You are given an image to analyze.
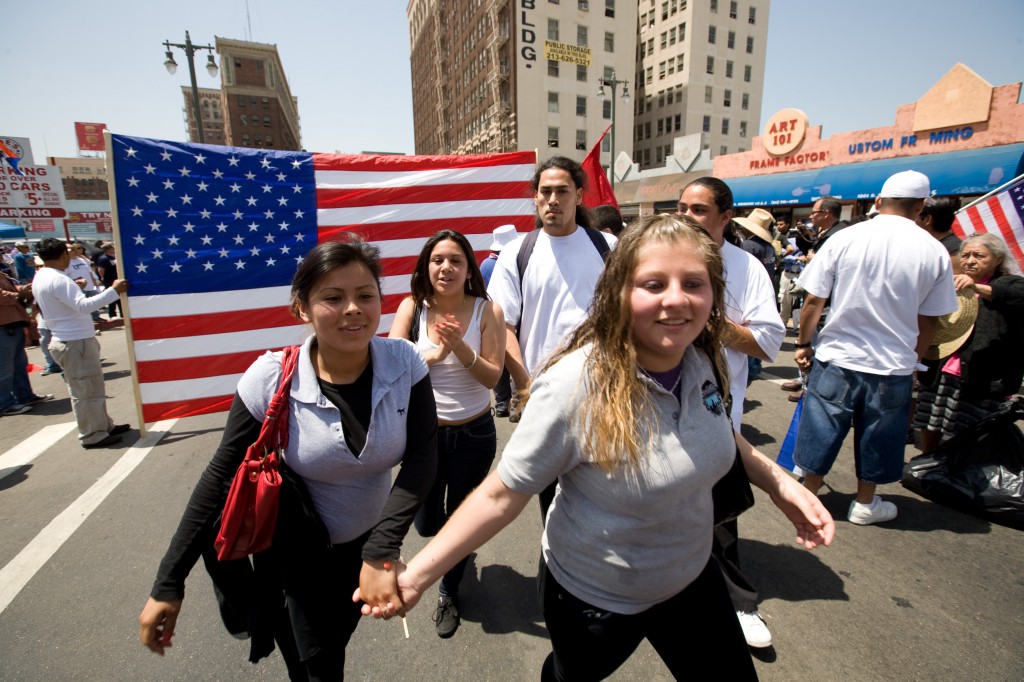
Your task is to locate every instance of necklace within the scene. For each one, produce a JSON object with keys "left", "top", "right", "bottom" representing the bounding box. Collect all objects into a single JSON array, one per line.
[{"left": 642, "top": 363, "right": 683, "bottom": 395}]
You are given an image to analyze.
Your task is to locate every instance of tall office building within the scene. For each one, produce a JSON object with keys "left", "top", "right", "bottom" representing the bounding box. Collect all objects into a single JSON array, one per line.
[
  {"left": 633, "top": 0, "right": 769, "bottom": 169},
  {"left": 408, "top": 0, "right": 637, "bottom": 173},
  {"left": 407, "top": 1, "right": 769, "bottom": 179},
  {"left": 175, "top": 37, "right": 301, "bottom": 151}
]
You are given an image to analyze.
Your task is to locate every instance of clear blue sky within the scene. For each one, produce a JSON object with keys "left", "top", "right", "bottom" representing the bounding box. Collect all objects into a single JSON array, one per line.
[{"left": 6, "top": 0, "right": 1023, "bottom": 160}]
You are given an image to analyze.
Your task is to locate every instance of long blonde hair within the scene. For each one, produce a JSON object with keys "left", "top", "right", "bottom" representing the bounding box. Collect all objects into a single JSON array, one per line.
[{"left": 543, "top": 214, "right": 730, "bottom": 473}]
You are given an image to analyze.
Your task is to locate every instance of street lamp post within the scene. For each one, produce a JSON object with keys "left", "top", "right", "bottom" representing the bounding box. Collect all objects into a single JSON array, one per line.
[
  {"left": 162, "top": 31, "right": 219, "bottom": 143},
  {"left": 597, "top": 69, "right": 630, "bottom": 190}
]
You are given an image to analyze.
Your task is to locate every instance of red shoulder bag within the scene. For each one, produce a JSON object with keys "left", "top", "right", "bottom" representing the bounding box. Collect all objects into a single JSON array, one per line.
[{"left": 214, "top": 346, "right": 301, "bottom": 561}]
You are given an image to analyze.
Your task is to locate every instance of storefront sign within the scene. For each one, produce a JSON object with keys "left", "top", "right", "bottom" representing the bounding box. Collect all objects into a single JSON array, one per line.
[
  {"left": 762, "top": 109, "right": 808, "bottom": 156},
  {"left": 0, "top": 164, "right": 67, "bottom": 219}
]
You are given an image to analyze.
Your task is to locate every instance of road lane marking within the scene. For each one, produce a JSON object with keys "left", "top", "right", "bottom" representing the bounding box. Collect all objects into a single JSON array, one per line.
[
  {"left": 0, "top": 418, "right": 178, "bottom": 615},
  {"left": 0, "top": 422, "right": 79, "bottom": 481}
]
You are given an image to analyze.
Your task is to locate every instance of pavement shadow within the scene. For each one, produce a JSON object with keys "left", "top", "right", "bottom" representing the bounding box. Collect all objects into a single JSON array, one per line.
[
  {"left": 739, "top": 538, "right": 849, "bottom": 604},
  {"left": 817, "top": 490, "right": 992, "bottom": 535},
  {"left": 159, "top": 427, "right": 226, "bottom": 446},
  {"left": 0, "top": 463, "right": 32, "bottom": 490},
  {"left": 103, "top": 369, "right": 132, "bottom": 381},
  {"left": 458, "top": 555, "right": 548, "bottom": 639},
  {"left": 740, "top": 422, "right": 777, "bottom": 448}
]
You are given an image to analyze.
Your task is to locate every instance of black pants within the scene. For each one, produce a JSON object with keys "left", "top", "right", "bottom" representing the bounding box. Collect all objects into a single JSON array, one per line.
[
  {"left": 539, "top": 558, "right": 757, "bottom": 681},
  {"left": 494, "top": 367, "right": 512, "bottom": 406},
  {"left": 711, "top": 519, "right": 759, "bottom": 613}
]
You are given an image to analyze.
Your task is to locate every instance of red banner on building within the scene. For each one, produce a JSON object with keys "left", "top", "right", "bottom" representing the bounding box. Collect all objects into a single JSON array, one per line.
[{"left": 74, "top": 122, "right": 107, "bottom": 152}]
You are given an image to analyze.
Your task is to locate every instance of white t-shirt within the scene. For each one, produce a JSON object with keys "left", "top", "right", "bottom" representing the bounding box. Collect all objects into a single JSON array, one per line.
[
  {"left": 721, "top": 241, "right": 785, "bottom": 427},
  {"left": 487, "top": 227, "right": 615, "bottom": 377},
  {"left": 32, "top": 267, "right": 119, "bottom": 342},
  {"left": 64, "top": 256, "right": 100, "bottom": 292},
  {"left": 799, "top": 215, "right": 957, "bottom": 376}
]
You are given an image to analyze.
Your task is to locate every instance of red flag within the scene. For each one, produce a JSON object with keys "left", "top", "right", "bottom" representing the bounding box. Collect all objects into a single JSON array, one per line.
[
  {"left": 952, "top": 173, "right": 1024, "bottom": 274},
  {"left": 110, "top": 134, "right": 537, "bottom": 423},
  {"left": 581, "top": 125, "right": 618, "bottom": 210}
]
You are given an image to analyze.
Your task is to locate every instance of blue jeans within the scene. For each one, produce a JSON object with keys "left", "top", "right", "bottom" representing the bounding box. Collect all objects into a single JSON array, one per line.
[
  {"left": 0, "top": 323, "right": 33, "bottom": 411},
  {"left": 38, "top": 327, "right": 61, "bottom": 373},
  {"left": 414, "top": 410, "right": 496, "bottom": 598},
  {"left": 794, "top": 360, "right": 913, "bottom": 484}
]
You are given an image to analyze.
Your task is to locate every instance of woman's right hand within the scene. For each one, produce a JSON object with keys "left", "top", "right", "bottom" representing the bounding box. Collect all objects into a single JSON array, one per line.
[
  {"left": 953, "top": 273, "right": 976, "bottom": 293},
  {"left": 139, "top": 597, "right": 182, "bottom": 655}
]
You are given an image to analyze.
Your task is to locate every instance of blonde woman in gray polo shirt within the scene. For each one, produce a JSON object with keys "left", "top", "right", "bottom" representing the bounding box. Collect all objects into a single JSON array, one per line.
[{"left": 358, "top": 215, "right": 835, "bottom": 680}]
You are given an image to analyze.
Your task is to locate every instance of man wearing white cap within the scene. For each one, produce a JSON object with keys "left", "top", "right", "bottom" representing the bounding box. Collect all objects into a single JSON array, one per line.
[{"left": 793, "top": 170, "right": 957, "bottom": 525}]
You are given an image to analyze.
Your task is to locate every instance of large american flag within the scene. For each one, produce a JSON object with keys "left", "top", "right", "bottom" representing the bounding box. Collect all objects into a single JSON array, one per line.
[
  {"left": 108, "top": 134, "right": 536, "bottom": 424},
  {"left": 952, "top": 173, "right": 1024, "bottom": 273}
]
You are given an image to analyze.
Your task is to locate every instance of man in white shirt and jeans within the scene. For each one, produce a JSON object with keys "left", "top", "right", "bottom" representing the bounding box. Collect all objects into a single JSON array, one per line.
[
  {"left": 33, "top": 238, "right": 131, "bottom": 448},
  {"left": 794, "top": 171, "right": 957, "bottom": 525}
]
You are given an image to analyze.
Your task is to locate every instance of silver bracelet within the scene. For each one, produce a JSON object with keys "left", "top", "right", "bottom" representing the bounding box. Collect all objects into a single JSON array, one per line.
[{"left": 463, "top": 349, "right": 478, "bottom": 370}]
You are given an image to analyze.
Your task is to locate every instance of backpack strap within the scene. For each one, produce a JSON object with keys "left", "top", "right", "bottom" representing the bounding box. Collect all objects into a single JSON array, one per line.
[{"left": 408, "top": 300, "right": 422, "bottom": 344}]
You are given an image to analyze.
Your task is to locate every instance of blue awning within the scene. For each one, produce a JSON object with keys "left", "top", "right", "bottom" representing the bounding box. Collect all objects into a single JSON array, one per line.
[{"left": 729, "top": 143, "right": 1024, "bottom": 207}]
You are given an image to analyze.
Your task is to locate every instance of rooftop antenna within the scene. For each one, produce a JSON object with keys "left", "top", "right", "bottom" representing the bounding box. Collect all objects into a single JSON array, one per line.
[{"left": 245, "top": 0, "right": 253, "bottom": 40}]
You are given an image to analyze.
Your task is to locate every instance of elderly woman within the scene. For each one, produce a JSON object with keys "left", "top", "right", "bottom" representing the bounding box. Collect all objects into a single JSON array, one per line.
[{"left": 914, "top": 233, "right": 1024, "bottom": 452}]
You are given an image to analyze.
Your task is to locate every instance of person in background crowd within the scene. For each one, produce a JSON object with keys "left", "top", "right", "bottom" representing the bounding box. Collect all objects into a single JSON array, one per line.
[
  {"left": 806, "top": 197, "right": 847, "bottom": 261},
  {"left": 32, "top": 238, "right": 129, "bottom": 448},
  {"left": 593, "top": 204, "right": 626, "bottom": 237},
  {"left": 677, "top": 178, "right": 785, "bottom": 649},
  {"left": 794, "top": 171, "right": 957, "bottom": 525},
  {"left": 479, "top": 223, "right": 518, "bottom": 418},
  {"left": 914, "top": 233, "right": 1024, "bottom": 452},
  {"left": 916, "top": 197, "right": 962, "bottom": 272},
  {"left": 65, "top": 243, "right": 103, "bottom": 323},
  {"left": 358, "top": 214, "right": 834, "bottom": 681},
  {"left": 734, "top": 208, "right": 778, "bottom": 383},
  {"left": 140, "top": 238, "right": 438, "bottom": 678},
  {"left": 0, "top": 266, "right": 52, "bottom": 416},
  {"left": 96, "top": 243, "right": 122, "bottom": 319},
  {"left": 390, "top": 229, "right": 505, "bottom": 639},
  {"left": 12, "top": 240, "right": 35, "bottom": 284}
]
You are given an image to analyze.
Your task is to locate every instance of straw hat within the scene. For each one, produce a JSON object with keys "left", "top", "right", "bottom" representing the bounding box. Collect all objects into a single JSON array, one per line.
[
  {"left": 733, "top": 208, "right": 775, "bottom": 244},
  {"left": 925, "top": 288, "right": 979, "bottom": 360}
]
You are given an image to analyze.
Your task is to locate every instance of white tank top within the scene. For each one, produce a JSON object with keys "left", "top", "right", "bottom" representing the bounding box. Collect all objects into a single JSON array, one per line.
[{"left": 416, "top": 297, "right": 492, "bottom": 421}]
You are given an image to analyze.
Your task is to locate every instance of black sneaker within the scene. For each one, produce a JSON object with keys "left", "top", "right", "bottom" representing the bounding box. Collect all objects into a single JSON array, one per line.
[
  {"left": 433, "top": 596, "right": 460, "bottom": 638},
  {"left": 82, "top": 433, "right": 122, "bottom": 449},
  {"left": 494, "top": 401, "right": 509, "bottom": 418}
]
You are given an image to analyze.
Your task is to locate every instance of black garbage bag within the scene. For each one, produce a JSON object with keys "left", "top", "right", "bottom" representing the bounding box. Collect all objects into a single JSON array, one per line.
[{"left": 902, "top": 396, "right": 1024, "bottom": 530}]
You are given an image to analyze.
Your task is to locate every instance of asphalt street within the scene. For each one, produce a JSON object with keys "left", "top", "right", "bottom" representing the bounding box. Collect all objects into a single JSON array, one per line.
[{"left": 0, "top": 327, "right": 1021, "bottom": 681}]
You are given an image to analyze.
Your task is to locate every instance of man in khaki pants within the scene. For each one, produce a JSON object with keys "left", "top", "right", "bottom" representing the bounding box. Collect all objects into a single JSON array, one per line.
[{"left": 32, "top": 239, "right": 131, "bottom": 448}]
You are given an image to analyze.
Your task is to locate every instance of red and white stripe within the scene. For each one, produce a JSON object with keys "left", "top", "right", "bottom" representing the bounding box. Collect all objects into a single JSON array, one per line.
[
  {"left": 128, "top": 151, "right": 537, "bottom": 423},
  {"left": 952, "top": 182, "right": 1024, "bottom": 274}
]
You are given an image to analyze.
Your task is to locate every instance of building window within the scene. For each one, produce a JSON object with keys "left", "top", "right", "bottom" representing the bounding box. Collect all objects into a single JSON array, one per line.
[
  {"left": 669, "top": 27, "right": 677, "bottom": 45},
  {"left": 679, "top": 22, "right": 685, "bottom": 41},
  {"left": 548, "top": 59, "right": 560, "bottom": 77},
  {"left": 659, "top": 61, "right": 666, "bottom": 79},
  {"left": 657, "top": 119, "right": 664, "bottom": 136},
  {"left": 577, "top": 25, "right": 587, "bottom": 46},
  {"left": 603, "top": 100, "right": 612, "bottom": 119},
  {"left": 644, "top": 121, "right": 651, "bottom": 139},
  {"left": 656, "top": 146, "right": 664, "bottom": 163},
  {"left": 703, "top": 115, "right": 711, "bottom": 132},
  {"left": 667, "top": 88, "right": 674, "bottom": 104},
  {"left": 604, "top": 31, "right": 614, "bottom": 51},
  {"left": 662, "top": 2, "right": 669, "bottom": 20},
  {"left": 726, "top": 60, "right": 733, "bottom": 78},
  {"left": 677, "top": 54, "right": 684, "bottom": 71},
  {"left": 237, "top": 95, "right": 246, "bottom": 107},
  {"left": 606, "top": 0, "right": 615, "bottom": 18},
  {"left": 706, "top": 56, "right": 714, "bottom": 74},
  {"left": 661, "top": 31, "right": 668, "bottom": 49},
  {"left": 710, "top": 0, "right": 718, "bottom": 12},
  {"left": 705, "top": 85, "right": 713, "bottom": 104},
  {"left": 724, "top": 89, "right": 731, "bottom": 107},
  {"left": 728, "top": 30, "right": 735, "bottom": 48},
  {"left": 739, "top": 121, "right": 747, "bottom": 137},
  {"left": 708, "top": 26, "right": 716, "bottom": 43},
  {"left": 659, "top": 91, "right": 666, "bottom": 107},
  {"left": 577, "top": 64, "right": 588, "bottom": 81},
  {"left": 746, "top": 36, "right": 754, "bottom": 53},
  {"left": 548, "top": 92, "right": 559, "bottom": 113},
  {"left": 263, "top": 115, "right": 271, "bottom": 126},
  {"left": 741, "top": 92, "right": 749, "bottom": 110},
  {"left": 578, "top": 0, "right": 589, "bottom": 10},
  {"left": 577, "top": 95, "right": 587, "bottom": 116},
  {"left": 744, "top": 64, "right": 752, "bottom": 82},
  {"left": 548, "top": 127, "right": 559, "bottom": 147},
  {"left": 729, "top": 1, "right": 737, "bottom": 19},
  {"left": 674, "top": 114, "right": 681, "bottom": 130},
  {"left": 722, "top": 118, "right": 729, "bottom": 134},
  {"left": 576, "top": 129, "right": 587, "bottom": 150},
  {"left": 646, "top": 66, "right": 653, "bottom": 85},
  {"left": 749, "top": 6, "right": 756, "bottom": 23},
  {"left": 720, "top": 145, "right": 728, "bottom": 155},
  {"left": 548, "top": 18, "right": 559, "bottom": 41}
]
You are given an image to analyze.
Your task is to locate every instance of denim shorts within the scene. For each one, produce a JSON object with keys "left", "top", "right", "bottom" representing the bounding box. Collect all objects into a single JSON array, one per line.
[{"left": 793, "top": 360, "right": 913, "bottom": 484}]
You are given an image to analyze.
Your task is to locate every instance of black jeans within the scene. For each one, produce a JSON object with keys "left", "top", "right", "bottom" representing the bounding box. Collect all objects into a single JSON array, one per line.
[
  {"left": 540, "top": 558, "right": 757, "bottom": 681},
  {"left": 414, "top": 410, "right": 497, "bottom": 597}
]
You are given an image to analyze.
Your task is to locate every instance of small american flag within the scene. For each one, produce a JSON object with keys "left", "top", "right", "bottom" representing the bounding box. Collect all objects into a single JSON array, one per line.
[
  {"left": 952, "top": 173, "right": 1024, "bottom": 273},
  {"left": 108, "top": 134, "right": 536, "bottom": 423}
]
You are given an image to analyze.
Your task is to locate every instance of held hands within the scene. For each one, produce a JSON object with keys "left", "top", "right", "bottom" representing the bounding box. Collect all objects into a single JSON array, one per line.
[
  {"left": 138, "top": 597, "right": 182, "bottom": 655},
  {"left": 352, "top": 560, "right": 406, "bottom": 619},
  {"left": 766, "top": 473, "right": 835, "bottom": 550},
  {"left": 794, "top": 346, "right": 815, "bottom": 372},
  {"left": 352, "top": 562, "right": 425, "bottom": 619}
]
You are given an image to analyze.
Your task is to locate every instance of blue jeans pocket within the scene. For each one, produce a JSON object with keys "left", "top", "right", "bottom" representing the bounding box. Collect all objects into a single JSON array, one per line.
[{"left": 809, "top": 361, "right": 850, "bottom": 405}]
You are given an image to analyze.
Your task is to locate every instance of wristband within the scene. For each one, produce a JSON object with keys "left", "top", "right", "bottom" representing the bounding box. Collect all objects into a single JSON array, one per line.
[
  {"left": 463, "top": 349, "right": 478, "bottom": 370},
  {"left": 795, "top": 342, "right": 813, "bottom": 349}
]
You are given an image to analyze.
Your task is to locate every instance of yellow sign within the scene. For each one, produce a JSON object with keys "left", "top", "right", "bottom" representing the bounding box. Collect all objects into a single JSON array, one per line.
[
  {"left": 762, "top": 109, "right": 808, "bottom": 156},
  {"left": 543, "top": 40, "right": 591, "bottom": 67}
]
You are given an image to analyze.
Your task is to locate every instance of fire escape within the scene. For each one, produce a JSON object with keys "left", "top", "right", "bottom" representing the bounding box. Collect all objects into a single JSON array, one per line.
[{"left": 485, "top": 0, "right": 513, "bottom": 152}]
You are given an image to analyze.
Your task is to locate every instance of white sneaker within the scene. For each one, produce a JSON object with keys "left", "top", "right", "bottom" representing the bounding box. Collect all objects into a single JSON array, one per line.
[
  {"left": 847, "top": 495, "right": 897, "bottom": 525},
  {"left": 736, "top": 610, "right": 772, "bottom": 648}
]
